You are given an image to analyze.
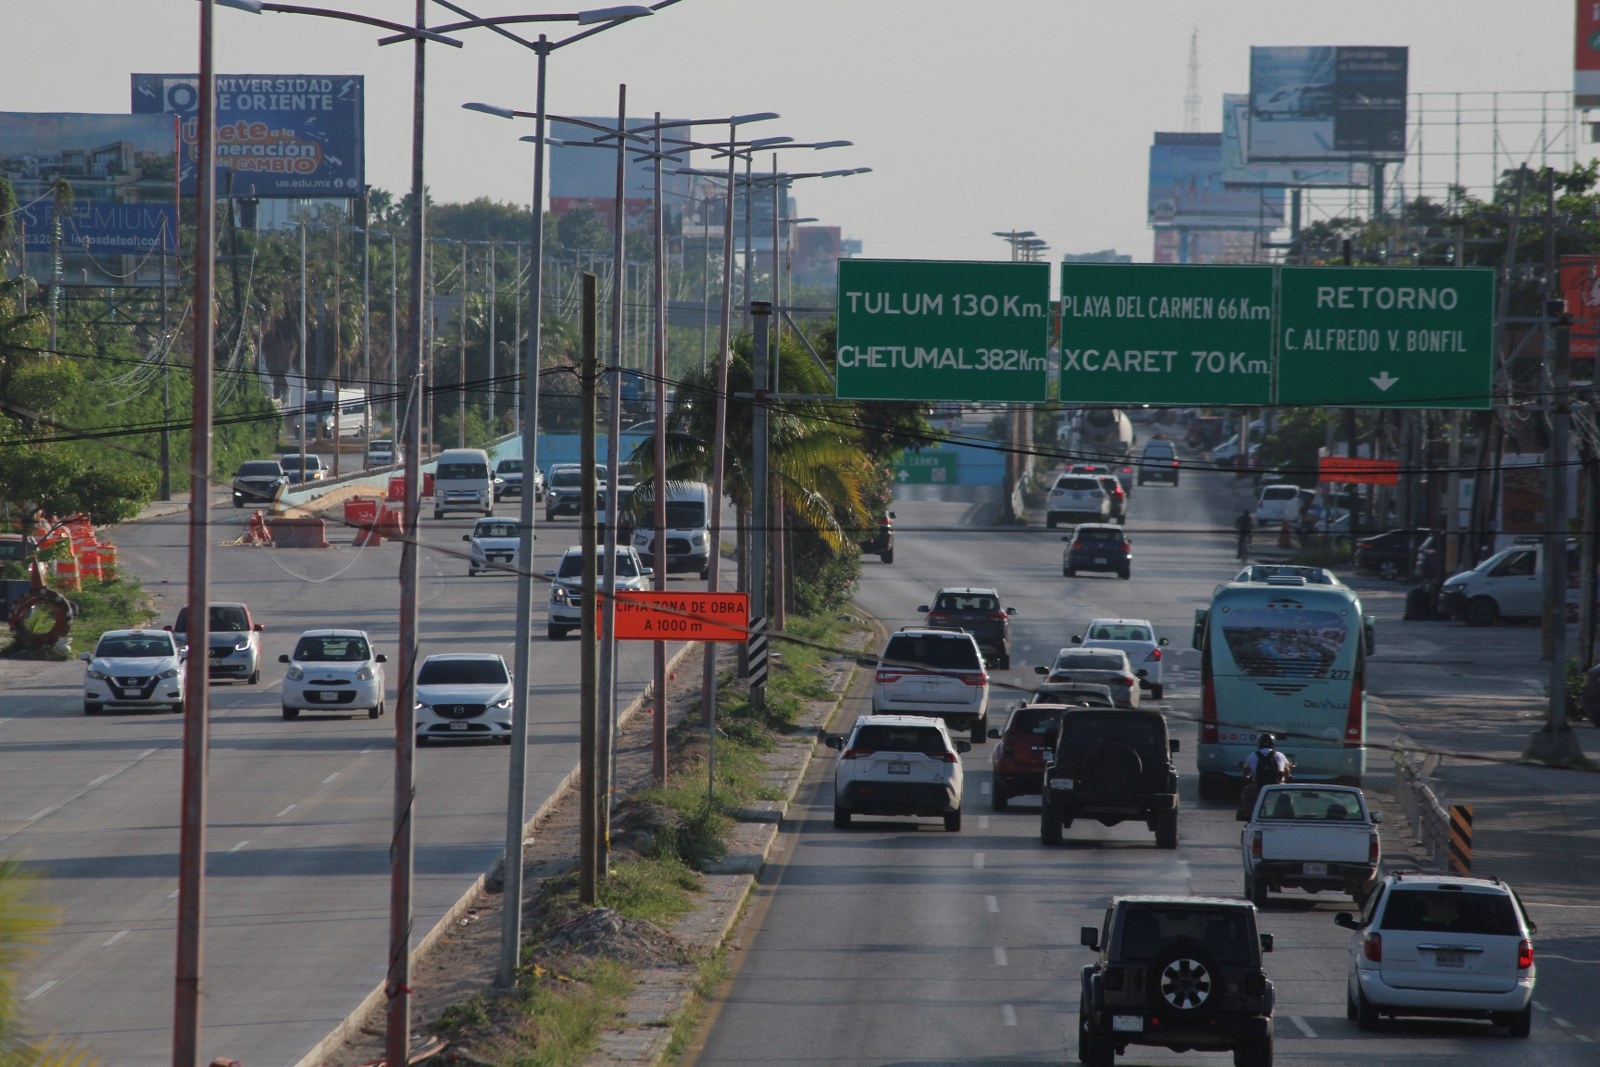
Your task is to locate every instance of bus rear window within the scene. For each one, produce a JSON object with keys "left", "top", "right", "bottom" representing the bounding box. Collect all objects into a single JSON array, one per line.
[{"left": 1219, "top": 606, "right": 1347, "bottom": 677}]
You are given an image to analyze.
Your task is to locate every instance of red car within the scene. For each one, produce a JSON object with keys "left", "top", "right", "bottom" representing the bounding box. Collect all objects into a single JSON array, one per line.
[
  {"left": 987, "top": 702, "right": 1070, "bottom": 811},
  {"left": 1095, "top": 474, "right": 1127, "bottom": 524}
]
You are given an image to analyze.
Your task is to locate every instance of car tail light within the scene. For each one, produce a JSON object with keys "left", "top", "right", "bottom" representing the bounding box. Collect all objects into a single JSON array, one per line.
[
  {"left": 961, "top": 671, "right": 990, "bottom": 687},
  {"left": 1200, "top": 675, "right": 1219, "bottom": 744},
  {"left": 929, "top": 750, "right": 960, "bottom": 763},
  {"left": 840, "top": 748, "right": 872, "bottom": 760},
  {"left": 1171, "top": 460, "right": 1180, "bottom": 468},
  {"left": 1145, "top": 648, "right": 1162, "bottom": 662},
  {"left": 1121, "top": 540, "right": 1132, "bottom": 554},
  {"left": 1362, "top": 932, "right": 1382, "bottom": 963},
  {"left": 1244, "top": 972, "right": 1267, "bottom": 995},
  {"left": 927, "top": 610, "right": 948, "bottom": 623},
  {"left": 1250, "top": 830, "right": 1262, "bottom": 859},
  {"left": 1517, "top": 939, "right": 1534, "bottom": 969},
  {"left": 875, "top": 669, "right": 903, "bottom": 685},
  {"left": 1368, "top": 834, "right": 1380, "bottom": 865},
  {"left": 988, "top": 611, "right": 1008, "bottom": 622},
  {"left": 1113, "top": 675, "right": 1134, "bottom": 687}
]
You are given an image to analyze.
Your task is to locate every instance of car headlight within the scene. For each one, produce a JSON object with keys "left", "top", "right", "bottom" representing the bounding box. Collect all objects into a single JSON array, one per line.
[
  {"left": 356, "top": 666, "right": 376, "bottom": 681},
  {"left": 491, "top": 697, "right": 511, "bottom": 709},
  {"left": 285, "top": 665, "right": 304, "bottom": 681},
  {"left": 159, "top": 667, "right": 180, "bottom": 680},
  {"left": 232, "top": 639, "right": 251, "bottom": 652},
  {"left": 690, "top": 533, "right": 706, "bottom": 547},
  {"left": 87, "top": 668, "right": 110, "bottom": 680}
]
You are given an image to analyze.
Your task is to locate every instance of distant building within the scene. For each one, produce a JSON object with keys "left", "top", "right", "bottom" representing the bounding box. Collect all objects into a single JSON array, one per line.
[{"left": 1061, "top": 249, "right": 1132, "bottom": 264}]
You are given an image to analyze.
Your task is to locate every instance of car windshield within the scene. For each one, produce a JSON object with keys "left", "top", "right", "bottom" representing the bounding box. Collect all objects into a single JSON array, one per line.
[
  {"left": 239, "top": 461, "right": 282, "bottom": 477},
  {"left": 496, "top": 459, "right": 521, "bottom": 473},
  {"left": 1118, "top": 907, "right": 1251, "bottom": 965},
  {"left": 282, "top": 455, "right": 319, "bottom": 468},
  {"left": 174, "top": 605, "right": 249, "bottom": 632},
  {"left": 665, "top": 501, "right": 706, "bottom": 527},
  {"left": 293, "top": 635, "right": 372, "bottom": 662},
  {"left": 417, "top": 658, "right": 509, "bottom": 686},
  {"left": 437, "top": 462, "right": 487, "bottom": 480},
  {"left": 556, "top": 552, "right": 640, "bottom": 579},
  {"left": 882, "top": 634, "right": 982, "bottom": 670},
  {"left": 851, "top": 724, "right": 949, "bottom": 755},
  {"left": 97, "top": 635, "right": 174, "bottom": 658},
  {"left": 550, "top": 469, "right": 584, "bottom": 488},
  {"left": 474, "top": 522, "right": 520, "bottom": 539},
  {"left": 1379, "top": 889, "right": 1521, "bottom": 936}
]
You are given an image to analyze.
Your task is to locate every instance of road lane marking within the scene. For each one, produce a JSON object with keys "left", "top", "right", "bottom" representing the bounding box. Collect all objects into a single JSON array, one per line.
[
  {"left": 1289, "top": 1016, "right": 1316, "bottom": 1038},
  {"left": 25, "top": 981, "right": 56, "bottom": 1001},
  {"left": 972, "top": 853, "right": 985, "bottom": 869},
  {"left": 1575, "top": 1034, "right": 1592, "bottom": 1044},
  {"left": 27, "top": 809, "right": 50, "bottom": 823},
  {"left": 89, "top": 775, "right": 110, "bottom": 787},
  {"left": 362, "top": 745, "right": 378, "bottom": 754},
  {"left": 980, "top": 781, "right": 991, "bottom": 794},
  {"left": 139, "top": 749, "right": 156, "bottom": 759},
  {"left": 323, "top": 772, "right": 340, "bottom": 784},
  {"left": 1553, "top": 1017, "right": 1572, "bottom": 1029},
  {"left": 985, "top": 895, "right": 999, "bottom": 913},
  {"left": 993, "top": 946, "right": 1008, "bottom": 966},
  {"left": 1001, "top": 1004, "right": 1017, "bottom": 1026},
  {"left": 978, "top": 815, "right": 989, "bottom": 829},
  {"left": 227, "top": 841, "right": 248, "bottom": 853},
  {"left": 167, "top": 890, "right": 179, "bottom": 900},
  {"left": 102, "top": 930, "right": 129, "bottom": 947},
  {"left": 276, "top": 804, "right": 298, "bottom": 818}
]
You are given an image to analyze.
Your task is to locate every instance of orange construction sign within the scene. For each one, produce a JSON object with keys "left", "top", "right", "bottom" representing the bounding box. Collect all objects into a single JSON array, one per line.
[
  {"left": 1318, "top": 456, "right": 1399, "bottom": 486},
  {"left": 599, "top": 591, "right": 750, "bottom": 642}
]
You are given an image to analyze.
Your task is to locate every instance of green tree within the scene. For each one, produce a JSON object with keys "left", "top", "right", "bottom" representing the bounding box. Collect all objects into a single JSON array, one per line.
[{"left": 0, "top": 857, "right": 98, "bottom": 1065}]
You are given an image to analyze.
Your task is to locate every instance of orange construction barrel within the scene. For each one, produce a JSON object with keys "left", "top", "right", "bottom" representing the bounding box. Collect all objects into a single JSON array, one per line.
[
  {"left": 79, "top": 547, "right": 103, "bottom": 582},
  {"left": 100, "top": 543, "right": 118, "bottom": 579},
  {"left": 52, "top": 557, "right": 81, "bottom": 592}
]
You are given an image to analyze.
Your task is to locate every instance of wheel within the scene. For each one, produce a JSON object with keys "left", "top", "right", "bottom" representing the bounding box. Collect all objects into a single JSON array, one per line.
[
  {"left": 880, "top": 547, "right": 893, "bottom": 564},
  {"left": 700, "top": 567, "right": 711, "bottom": 580},
  {"left": 84, "top": 702, "right": 102, "bottom": 716},
  {"left": 433, "top": 509, "right": 444, "bottom": 520},
  {"left": 1148, "top": 942, "right": 1223, "bottom": 1023},
  {"left": 1232, "top": 1031, "right": 1272, "bottom": 1067},
  {"left": 282, "top": 706, "right": 299, "bottom": 720},
  {"left": 1156, "top": 808, "right": 1178, "bottom": 849},
  {"left": 1346, "top": 985, "right": 1358, "bottom": 1021},
  {"left": 1078, "top": 990, "right": 1093, "bottom": 1063},
  {"left": 1065, "top": 567, "right": 1077, "bottom": 578},
  {"left": 545, "top": 510, "right": 556, "bottom": 523},
  {"left": 1247, "top": 874, "right": 1267, "bottom": 908},
  {"left": 991, "top": 780, "right": 1009, "bottom": 812},
  {"left": 548, "top": 625, "right": 567, "bottom": 640},
  {"left": 1172, "top": 477, "right": 1180, "bottom": 486},
  {"left": 483, "top": 506, "right": 493, "bottom": 516},
  {"left": 944, "top": 808, "right": 962, "bottom": 832},
  {"left": 1377, "top": 559, "right": 1401, "bottom": 581},
  {"left": 970, "top": 718, "right": 986, "bottom": 744},
  {"left": 1464, "top": 597, "right": 1499, "bottom": 627},
  {"left": 468, "top": 567, "right": 479, "bottom": 577},
  {"left": 833, "top": 802, "right": 851, "bottom": 829},
  {"left": 1500, "top": 1005, "right": 1532, "bottom": 1037},
  {"left": 247, "top": 667, "right": 260, "bottom": 685},
  {"left": 1115, "top": 515, "right": 1126, "bottom": 526},
  {"left": 500, "top": 734, "right": 513, "bottom": 746},
  {"left": 1083, "top": 1017, "right": 1114, "bottom": 1067},
  {"left": 1151, "top": 683, "right": 1164, "bottom": 700},
  {"left": 368, "top": 701, "right": 384, "bottom": 720},
  {"left": 1041, "top": 805, "right": 1064, "bottom": 845},
  {"left": 998, "top": 652, "right": 1011, "bottom": 670},
  {"left": 1355, "top": 986, "right": 1379, "bottom": 1031},
  {"left": 1046, "top": 514, "right": 1058, "bottom": 529},
  {"left": 1118, "top": 569, "right": 1131, "bottom": 580},
  {"left": 170, "top": 702, "right": 184, "bottom": 713},
  {"left": 1199, "top": 773, "right": 1225, "bottom": 801}
]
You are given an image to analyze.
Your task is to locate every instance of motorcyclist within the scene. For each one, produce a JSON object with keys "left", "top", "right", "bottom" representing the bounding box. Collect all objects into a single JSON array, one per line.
[{"left": 1236, "top": 732, "right": 1293, "bottom": 819}]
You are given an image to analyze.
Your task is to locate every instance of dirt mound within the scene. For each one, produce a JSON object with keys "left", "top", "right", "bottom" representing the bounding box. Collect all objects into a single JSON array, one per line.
[{"left": 542, "top": 906, "right": 682, "bottom": 968}]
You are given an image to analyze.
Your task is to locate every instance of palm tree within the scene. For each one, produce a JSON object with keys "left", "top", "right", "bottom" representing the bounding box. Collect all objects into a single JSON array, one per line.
[{"left": 0, "top": 857, "right": 97, "bottom": 1065}]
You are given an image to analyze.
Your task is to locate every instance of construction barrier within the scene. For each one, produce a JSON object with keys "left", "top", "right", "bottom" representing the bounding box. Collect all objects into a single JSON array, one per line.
[
  {"left": 51, "top": 556, "right": 81, "bottom": 591},
  {"left": 244, "top": 512, "right": 271, "bottom": 546},
  {"left": 99, "top": 543, "right": 118, "bottom": 579},
  {"left": 378, "top": 504, "right": 403, "bottom": 540},
  {"left": 423, "top": 471, "right": 435, "bottom": 498},
  {"left": 79, "top": 547, "right": 103, "bottom": 582},
  {"left": 387, "top": 476, "right": 406, "bottom": 503},
  {"left": 344, "top": 498, "right": 383, "bottom": 547},
  {"left": 267, "top": 516, "right": 331, "bottom": 549}
]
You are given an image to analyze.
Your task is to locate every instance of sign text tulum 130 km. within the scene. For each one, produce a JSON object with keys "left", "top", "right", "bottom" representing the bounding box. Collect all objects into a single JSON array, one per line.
[{"left": 835, "top": 259, "right": 1051, "bottom": 402}]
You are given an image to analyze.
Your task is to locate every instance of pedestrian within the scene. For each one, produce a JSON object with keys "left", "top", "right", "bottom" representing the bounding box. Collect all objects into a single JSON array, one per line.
[{"left": 1235, "top": 509, "right": 1254, "bottom": 561}]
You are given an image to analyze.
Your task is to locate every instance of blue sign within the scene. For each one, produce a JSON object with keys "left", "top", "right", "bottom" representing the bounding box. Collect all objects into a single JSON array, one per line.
[
  {"left": 21, "top": 203, "right": 176, "bottom": 255},
  {"left": 132, "top": 73, "right": 365, "bottom": 198}
]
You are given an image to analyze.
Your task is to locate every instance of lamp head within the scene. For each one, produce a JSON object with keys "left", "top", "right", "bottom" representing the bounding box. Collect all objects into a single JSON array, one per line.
[{"left": 577, "top": 5, "right": 653, "bottom": 25}]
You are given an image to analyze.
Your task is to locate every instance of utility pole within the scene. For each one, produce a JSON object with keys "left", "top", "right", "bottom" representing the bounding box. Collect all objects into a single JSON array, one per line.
[
  {"left": 458, "top": 240, "right": 467, "bottom": 447},
  {"left": 579, "top": 271, "right": 600, "bottom": 904}
]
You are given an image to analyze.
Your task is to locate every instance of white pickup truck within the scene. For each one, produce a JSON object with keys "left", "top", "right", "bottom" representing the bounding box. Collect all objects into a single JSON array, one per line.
[{"left": 1241, "top": 783, "right": 1381, "bottom": 907}]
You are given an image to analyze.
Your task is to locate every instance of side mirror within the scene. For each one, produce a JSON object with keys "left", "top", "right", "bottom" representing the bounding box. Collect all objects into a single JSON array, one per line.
[
  {"left": 543, "top": 569, "right": 556, "bottom": 578},
  {"left": 1006, "top": 607, "right": 1018, "bottom": 616},
  {"left": 78, "top": 651, "right": 92, "bottom": 662},
  {"left": 253, "top": 623, "right": 265, "bottom": 632},
  {"left": 954, "top": 740, "right": 972, "bottom": 754},
  {"left": 1071, "top": 634, "right": 1084, "bottom": 645},
  {"left": 1169, "top": 739, "right": 1180, "bottom": 753},
  {"left": 375, "top": 654, "right": 388, "bottom": 664},
  {"left": 462, "top": 535, "right": 471, "bottom": 542},
  {"left": 1158, "top": 637, "right": 1170, "bottom": 646},
  {"left": 1370, "top": 811, "right": 1383, "bottom": 824},
  {"left": 1034, "top": 665, "right": 1048, "bottom": 676},
  {"left": 822, "top": 735, "right": 844, "bottom": 750},
  {"left": 278, "top": 654, "right": 291, "bottom": 664},
  {"left": 642, "top": 567, "right": 654, "bottom": 577},
  {"left": 1334, "top": 913, "right": 1359, "bottom": 930},
  {"left": 856, "top": 656, "right": 878, "bottom": 669},
  {"left": 1080, "top": 926, "right": 1100, "bottom": 951},
  {"left": 1136, "top": 669, "right": 1148, "bottom": 679},
  {"left": 916, "top": 604, "right": 930, "bottom": 614},
  {"left": 987, "top": 727, "right": 1002, "bottom": 739},
  {"left": 1259, "top": 933, "right": 1275, "bottom": 952},
  {"left": 164, "top": 624, "right": 174, "bottom": 632},
  {"left": 1061, "top": 535, "right": 1071, "bottom": 542},
  {"left": 887, "top": 511, "right": 896, "bottom": 519}
]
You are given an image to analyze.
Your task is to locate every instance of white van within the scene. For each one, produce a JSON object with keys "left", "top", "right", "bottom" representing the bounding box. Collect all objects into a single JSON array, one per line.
[
  {"left": 432, "top": 448, "right": 495, "bottom": 519},
  {"left": 1437, "top": 537, "right": 1587, "bottom": 626},
  {"left": 630, "top": 481, "right": 713, "bottom": 580},
  {"left": 1255, "top": 483, "right": 1311, "bottom": 526}
]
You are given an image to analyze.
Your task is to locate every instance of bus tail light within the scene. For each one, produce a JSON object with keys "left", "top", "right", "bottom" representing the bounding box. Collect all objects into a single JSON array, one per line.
[
  {"left": 1200, "top": 674, "right": 1219, "bottom": 744},
  {"left": 1345, "top": 658, "right": 1365, "bottom": 746}
]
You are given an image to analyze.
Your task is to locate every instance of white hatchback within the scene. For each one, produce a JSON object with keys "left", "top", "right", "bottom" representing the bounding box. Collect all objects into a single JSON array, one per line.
[
  {"left": 280, "top": 629, "right": 387, "bottom": 720},
  {"left": 1336, "top": 872, "right": 1537, "bottom": 1037},
  {"left": 824, "top": 714, "right": 969, "bottom": 832},
  {"left": 1072, "top": 617, "right": 1169, "bottom": 700},
  {"left": 81, "top": 629, "right": 186, "bottom": 715},
  {"left": 463, "top": 517, "right": 522, "bottom": 577}
]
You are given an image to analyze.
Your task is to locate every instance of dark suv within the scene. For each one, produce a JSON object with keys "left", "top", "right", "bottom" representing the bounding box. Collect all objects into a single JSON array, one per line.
[
  {"left": 232, "top": 459, "right": 289, "bottom": 507},
  {"left": 1078, "top": 895, "right": 1275, "bottom": 1067},
  {"left": 1041, "top": 708, "right": 1179, "bottom": 848},
  {"left": 1062, "top": 523, "right": 1132, "bottom": 579},
  {"left": 918, "top": 586, "right": 1016, "bottom": 669},
  {"left": 857, "top": 510, "right": 894, "bottom": 564}
]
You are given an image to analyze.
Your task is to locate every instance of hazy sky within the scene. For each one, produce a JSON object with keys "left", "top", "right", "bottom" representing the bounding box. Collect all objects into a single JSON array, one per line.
[{"left": 2, "top": 1, "right": 1587, "bottom": 276}]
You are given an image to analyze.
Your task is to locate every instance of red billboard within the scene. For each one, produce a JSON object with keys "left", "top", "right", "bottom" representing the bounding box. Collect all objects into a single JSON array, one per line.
[
  {"left": 1578, "top": 1, "right": 1600, "bottom": 106},
  {"left": 1559, "top": 256, "right": 1600, "bottom": 361},
  {"left": 1318, "top": 456, "right": 1399, "bottom": 486}
]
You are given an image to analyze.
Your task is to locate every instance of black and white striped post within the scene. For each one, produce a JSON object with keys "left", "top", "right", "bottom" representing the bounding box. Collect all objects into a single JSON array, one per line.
[
  {"left": 1447, "top": 803, "right": 1473, "bottom": 875},
  {"left": 747, "top": 615, "right": 769, "bottom": 692},
  {"left": 749, "top": 300, "right": 771, "bottom": 712}
]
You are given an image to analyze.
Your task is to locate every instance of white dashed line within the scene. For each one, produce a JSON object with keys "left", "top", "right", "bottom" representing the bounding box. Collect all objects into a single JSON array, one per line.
[
  {"left": 362, "top": 745, "right": 378, "bottom": 754},
  {"left": 276, "top": 804, "right": 297, "bottom": 818},
  {"left": 972, "top": 853, "right": 985, "bottom": 869},
  {"left": 1534, "top": 1000, "right": 1548, "bottom": 1011},
  {"left": 25, "top": 981, "right": 56, "bottom": 1001},
  {"left": 322, "top": 773, "right": 340, "bottom": 784},
  {"left": 1001, "top": 1004, "right": 1017, "bottom": 1026},
  {"left": 993, "top": 946, "right": 1008, "bottom": 966},
  {"left": 167, "top": 890, "right": 179, "bottom": 900},
  {"left": 1290, "top": 1016, "right": 1316, "bottom": 1038},
  {"left": 1553, "top": 1017, "right": 1573, "bottom": 1029},
  {"left": 985, "top": 895, "right": 999, "bottom": 913},
  {"left": 139, "top": 749, "right": 156, "bottom": 759},
  {"left": 980, "top": 781, "right": 991, "bottom": 794},
  {"left": 227, "top": 841, "right": 248, "bottom": 853},
  {"left": 89, "top": 775, "right": 110, "bottom": 787},
  {"left": 27, "top": 809, "right": 50, "bottom": 823},
  {"left": 1575, "top": 1034, "right": 1593, "bottom": 1044},
  {"left": 102, "top": 930, "right": 129, "bottom": 947},
  {"left": 978, "top": 815, "right": 989, "bottom": 829}
]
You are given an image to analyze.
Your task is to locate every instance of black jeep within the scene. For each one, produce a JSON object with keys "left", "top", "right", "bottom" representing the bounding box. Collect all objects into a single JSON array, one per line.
[
  {"left": 1040, "top": 708, "right": 1179, "bottom": 848},
  {"left": 1078, "top": 896, "right": 1275, "bottom": 1067},
  {"left": 857, "top": 510, "right": 894, "bottom": 564}
]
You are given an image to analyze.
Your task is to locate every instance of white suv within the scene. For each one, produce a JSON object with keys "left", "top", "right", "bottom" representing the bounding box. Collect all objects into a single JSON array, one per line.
[
  {"left": 870, "top": 627, "right": 990, "bottom": 742},
  {"left": 544, "top": 543, "right": 652, "bottom": 640},
  {"left": 824, "top": 714, "right": 969, "bottom": 831},
  {"left": 1045, "top": 473, "right": 1110, "bottom": 529},
  {"left": 1336, "top": 871, "right": 1537, "bottom": 1036}
]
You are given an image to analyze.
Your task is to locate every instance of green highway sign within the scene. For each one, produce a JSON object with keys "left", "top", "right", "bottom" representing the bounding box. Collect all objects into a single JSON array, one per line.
[
  {"left": 836, "top": 259, "right": 1051, "bottom": 402},
  {"left": 1276, "top": 266, "right": 1495, "bottom": 409},
  {"left": 1059, "top": 264, "right": 1275, "bottom": 405},
  {"left": 894, "top": 450, "right": 956, "bottom": 484}
]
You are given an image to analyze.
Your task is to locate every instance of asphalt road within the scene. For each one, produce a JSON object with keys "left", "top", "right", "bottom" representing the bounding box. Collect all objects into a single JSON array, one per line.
[
  {"left": 2, "top": 493, "right": 702, "bottom": 1066},
  {"left": 687, "top": 460, "right": 1599, "bottom": 1067}
]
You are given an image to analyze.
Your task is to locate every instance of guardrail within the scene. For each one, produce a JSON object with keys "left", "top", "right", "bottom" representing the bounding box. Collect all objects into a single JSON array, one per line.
[{"left": 1391, "top": 734, "right": 1450, "bottom": 870}]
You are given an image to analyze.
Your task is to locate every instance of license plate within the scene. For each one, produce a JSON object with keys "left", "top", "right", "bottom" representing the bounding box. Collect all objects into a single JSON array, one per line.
[
  {"left": 922, "top": 681, "right": 941, "bottom": 692},
  {"left": 1094, "top": 557, "right": 1107, "bottom": 564},
  {"left": 1302, "top": 862, "right": 1327, "bottom": 876},
  {"left": 888, "top": 762, "right": 911, "bottom": 775},
  {"left": 1434, "top": 950, "right": 1464, "bottom": 968},
  {"left": 1049, "top": 779, "right": 1073, "bottom": 790},
  {"left": 1112, "top": 1016, "right": 1143, "bottom": 1033},
  {"left": 448, "top": 722, "right": 469, "bottom": 731}
]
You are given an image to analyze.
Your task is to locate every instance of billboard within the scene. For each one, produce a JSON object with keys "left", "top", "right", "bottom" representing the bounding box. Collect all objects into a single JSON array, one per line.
[
  {"left": 1560, "top": 255, "right": 1600, "bottom": 362},
  {"left": 1221, "top": 94, "right": 1367, "bottom": 189},
  {"left": 1148, "top": 132, "right": 1285, "bottom": 231},
  {"left": 1579, "top": 1, "right": 1600, "bottom": 107},
  {"left": 0, "top": 112, "right": 178, "bottom": 280},
  {"left": 132, "top": 74, "right": 365, "bottom": 198},
  {"left": 1247, "top": 46, "right": 1407, "bottom": 162}
]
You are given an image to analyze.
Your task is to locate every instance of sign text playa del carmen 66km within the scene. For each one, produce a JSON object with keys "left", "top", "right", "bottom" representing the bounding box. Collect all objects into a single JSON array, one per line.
[{"left": 835, "top": 260, "right": 1052, "bottom": 402}]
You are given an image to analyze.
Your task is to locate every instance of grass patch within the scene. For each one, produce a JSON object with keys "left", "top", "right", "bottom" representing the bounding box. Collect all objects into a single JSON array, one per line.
[
  {"left": 0, "top": 575, "right": 157, "bottom": 658},
  {"left": 507, "top": 957, "right": 633, "bottom": 1067},
  {"left": 664, "top": 944, "right": 733, "bottom": 1060},
  {"left": 599, "top": 855, "right": 702, "bottom": 926}
]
